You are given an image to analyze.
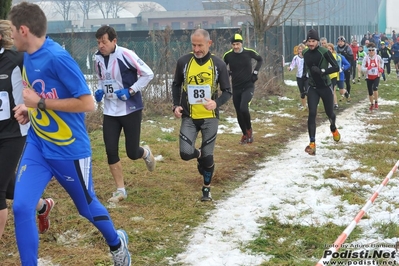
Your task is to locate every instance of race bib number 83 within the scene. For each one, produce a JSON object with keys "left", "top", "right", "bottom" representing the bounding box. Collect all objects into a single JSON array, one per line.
[{"left": 187, "top": 84, "right": 211, "bottom": 104}]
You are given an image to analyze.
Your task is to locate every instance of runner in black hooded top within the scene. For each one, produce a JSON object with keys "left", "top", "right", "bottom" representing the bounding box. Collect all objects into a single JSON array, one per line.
[{"left": 302, "top": 28, "right": 340, "bottom": 155}]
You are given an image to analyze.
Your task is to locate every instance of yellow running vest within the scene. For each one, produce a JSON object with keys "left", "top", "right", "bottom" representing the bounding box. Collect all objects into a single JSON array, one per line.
[{"left": 183, "top": 57, "right": 217, "bottom": 119}]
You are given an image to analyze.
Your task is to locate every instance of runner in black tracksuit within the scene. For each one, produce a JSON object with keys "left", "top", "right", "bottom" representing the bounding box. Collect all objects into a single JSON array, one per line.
[
  {"left": 302, "top": 29, "right": 340, "bottom": 155},
  {"left": 336, "top": 36, "right": 354, "bottom": 102},
  {"left": 378, "top": 42, "right": 392, "bottom": 81},
  {"left": 223, "top": 33, "right": 263, "bottom": 144}
]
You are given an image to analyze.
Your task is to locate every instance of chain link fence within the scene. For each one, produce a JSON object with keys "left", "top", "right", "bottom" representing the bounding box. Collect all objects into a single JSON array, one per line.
[
  {"left": 48, "top": 23, "right": 375, "bottom": 112},
  {"left": 49, "top": 29, "right": 235, "bottom": 103},
  {"left": 48, "top": 27, "right": 287, "bottom": 111}
]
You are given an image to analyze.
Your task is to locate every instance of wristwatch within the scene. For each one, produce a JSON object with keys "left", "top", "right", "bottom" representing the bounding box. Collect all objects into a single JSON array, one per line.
[
  {"left": 253, "top": 70, "right": 259, "bottom": 75},
  {"left": 37, "top": 98, "right": 46, "bottom": 111},
  {"left": 128, "top": 88, "right": 136, "bottom": 96}
]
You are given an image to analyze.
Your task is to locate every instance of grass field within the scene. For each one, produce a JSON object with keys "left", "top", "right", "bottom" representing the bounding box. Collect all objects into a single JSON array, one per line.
[{"left": 1, "top": 68, "right": 399, "bottom": 266}]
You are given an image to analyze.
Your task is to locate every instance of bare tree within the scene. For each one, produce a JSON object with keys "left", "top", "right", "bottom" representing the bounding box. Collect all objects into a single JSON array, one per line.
[
  {"left": 109, "top": 0, "right": 125, "bottom": 18},
  {"left": 53, "top": 0, "right": 74, "bottom": 21},
  {"left": 139, "top": 2, "right": 158, "bottom": 13},
  {"left": 95, "top": 0, "right": 111, "bottom": 18},
  {"left": 95, "top": 0, "right": 125, "bottom": 19},
  {"left": 75, "top": 0, "right": 95, "bottom": 20},
  {"left": 224, "top": 0, "right": 306, "bottom": 46},
  {"left": 213, "top": 0, "right": 307, "bottom": 81}
]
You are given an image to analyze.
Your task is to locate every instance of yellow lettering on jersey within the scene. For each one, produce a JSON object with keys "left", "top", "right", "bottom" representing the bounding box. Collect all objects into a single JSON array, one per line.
[
  {"left": 184, "top": 57, "right": 217, "bottom": 119},
  {"left": 22, "top": 67, "right": 75, "bottom": 146}
]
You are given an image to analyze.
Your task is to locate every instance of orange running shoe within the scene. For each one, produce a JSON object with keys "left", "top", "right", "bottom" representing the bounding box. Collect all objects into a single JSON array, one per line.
[
  {"left": 332, "top": 129, "right": 341, "bottom": 142},
  {"left": 305, "top": 142, "right": 316, "bottom": 155}
]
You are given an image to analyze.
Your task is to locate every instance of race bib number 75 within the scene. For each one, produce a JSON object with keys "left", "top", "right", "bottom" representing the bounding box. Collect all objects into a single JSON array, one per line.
[{"left": 103, "top": 79, "right": 118, "bottom": 99}]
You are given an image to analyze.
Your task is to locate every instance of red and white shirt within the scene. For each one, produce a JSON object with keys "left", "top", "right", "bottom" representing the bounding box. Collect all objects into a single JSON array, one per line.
[{"left": 361, "top": 55, "right": 384, "bottom": 80}]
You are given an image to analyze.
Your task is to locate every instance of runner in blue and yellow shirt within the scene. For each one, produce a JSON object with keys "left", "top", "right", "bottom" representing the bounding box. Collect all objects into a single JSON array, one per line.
[{"left": 9, "top": 2, "right": 131, "bottom": 265}]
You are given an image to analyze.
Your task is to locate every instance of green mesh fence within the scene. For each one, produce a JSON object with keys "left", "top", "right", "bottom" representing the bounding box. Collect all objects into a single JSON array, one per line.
[
  {"left": 48, "top": 29, "right": 240, "bottom": 103},
  {"left": 47, "top": 25, "right": 374, "bottom": 103}
]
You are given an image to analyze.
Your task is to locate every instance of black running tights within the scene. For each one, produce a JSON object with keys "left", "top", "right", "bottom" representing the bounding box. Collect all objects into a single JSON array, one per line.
[
  {"left": 307, "top": 86, "right": 337, "bottom": 142},
  {"left": 233, "top": 86, "right": 254, "bottom": 135}
]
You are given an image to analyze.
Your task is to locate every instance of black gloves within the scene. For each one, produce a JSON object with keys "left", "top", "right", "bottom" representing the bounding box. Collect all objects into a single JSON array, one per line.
[
  {"left": 251, "top": 72, "right": 258, "bottom": 83},
  {"left": 311, "top": 66, "right": 326, "bottom": 75},
  {"left": 311, "top": 66, "right": 322, "bottom": 75}
]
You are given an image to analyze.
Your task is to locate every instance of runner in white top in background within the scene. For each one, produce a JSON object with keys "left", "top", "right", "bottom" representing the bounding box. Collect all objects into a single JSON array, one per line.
[
  {"left": 288, "top": 43, "right": 308, "bottom": 110},
  {"left": 361, "top": 42, "right": 384, "bottom": 111}
]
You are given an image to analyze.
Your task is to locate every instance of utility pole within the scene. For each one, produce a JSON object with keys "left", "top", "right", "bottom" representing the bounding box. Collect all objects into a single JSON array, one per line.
[
  {"left": 304, "top": 0, "right": 307, "bottom": 35},
  {"left": 246, "top": 22, "right": 250, "bottom": 48}
]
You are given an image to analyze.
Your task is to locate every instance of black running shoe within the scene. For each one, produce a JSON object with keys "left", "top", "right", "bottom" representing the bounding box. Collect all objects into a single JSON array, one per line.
[{"left": 201, "top": 186, "right": 212, "bottom": 201}]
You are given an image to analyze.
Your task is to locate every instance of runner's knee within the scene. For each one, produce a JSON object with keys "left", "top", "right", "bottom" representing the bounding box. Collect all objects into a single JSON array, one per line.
[
  {"left": 180, "top": 151, "right": 196, "bottom": 161},
  {"left": 127, "top": 149, "right": 141, "bottom": 160}
]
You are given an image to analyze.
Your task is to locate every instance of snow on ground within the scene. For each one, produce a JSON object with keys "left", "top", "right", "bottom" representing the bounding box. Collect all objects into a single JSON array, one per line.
[
  {"left": 38, "top": 79, "right": 399, "bottom": 266},
  {"left": 170, "top": 91, "right": 399, "bottom": 265}
]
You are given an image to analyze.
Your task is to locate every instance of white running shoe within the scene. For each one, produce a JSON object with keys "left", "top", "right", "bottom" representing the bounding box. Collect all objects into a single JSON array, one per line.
[
  {"left": 143, "top": 145, "right": 156, "bottom": 172},
  {"left": 111, "top": 229, "right": 131, "bottom": 266},
  {"left": 108, "top": 190, "right": 127, "bottom": 203}
]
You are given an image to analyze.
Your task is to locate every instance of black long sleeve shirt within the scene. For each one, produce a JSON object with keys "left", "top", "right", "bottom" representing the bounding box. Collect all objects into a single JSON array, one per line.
[
  {"left": 302, "top": 45, "right": 339, "bottom": 88},
  {"left": 223, "top": 48, "right": 263, "bottom": 90}
]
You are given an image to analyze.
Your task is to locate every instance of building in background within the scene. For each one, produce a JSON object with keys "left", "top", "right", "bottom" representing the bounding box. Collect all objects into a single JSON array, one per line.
[
  {"left": 138, "top": 9, "right": 251, "bottom": 30},
  {"left": 379, "top": 0, "right": 398, "bottom": 36},
  {"left": 150, "top": 0, "right": 204, "bottom": 11},
  {"left": 10, "top": 0, "right": 384, "bottom": 35}
]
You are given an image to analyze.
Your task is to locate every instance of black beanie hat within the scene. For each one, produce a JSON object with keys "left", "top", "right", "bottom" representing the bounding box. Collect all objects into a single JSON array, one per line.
[
  {"left": 306, "top": 28, "right": 320, "bottom": 41},
  {"left": 231, "top": 33, "right": 243, "bottom": 43}
]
